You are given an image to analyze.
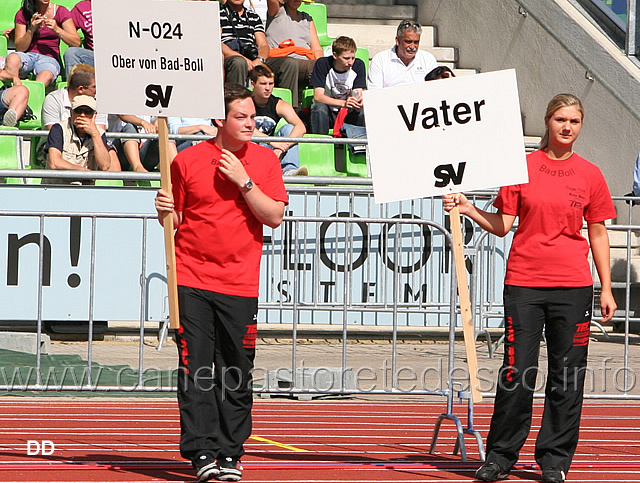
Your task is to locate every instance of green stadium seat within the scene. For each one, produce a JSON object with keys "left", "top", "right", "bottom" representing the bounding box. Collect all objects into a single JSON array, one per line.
[
  {"left": 136, "top": 179, "right": 161, "bottom": 188},
  {"left": 17, "top": 80, "right": 46, "bottom": 130},
  {"left": 344, "top": 145, "right": 368, "bottom": 177},
  {"left": 299, "top": 134, "right": 345, "bottom": 177},
  {"left": 95, "top": 179, "right": 125, "bottom": 187},
  {"left": 301, "top": 87, "right": 314, "bottom": 109},
  {"left": 0, "top": 36, "right": 7, "bottom": 58},
  {"left": 271, "top": 87, "right": 294, "bottom": 133},
  {"left": 298, "top": 3, "right": 334, "bottom": 49},
  {"left": 356, "top": 47, "right": 369, "bottom": 77},
  {"left": 272, "top": 87, "right": 293, "bottom": 105},
  {"left": 0, "top": 126, "right": 23, "bottom": 183},
  {"left": 54, "top": 0, "right": 81, "bottom": 11},
  {"left": 0, "top": 0, "right": 21, "bottom": 34}
]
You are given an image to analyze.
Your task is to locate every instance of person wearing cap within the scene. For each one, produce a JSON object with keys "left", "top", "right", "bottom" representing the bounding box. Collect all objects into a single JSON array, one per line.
[
  {"left": 44, "top": 94, "right": 112, "bottom": 184},
  {"left": 368, "top": 19, "right": 438, "bottom": 89}
]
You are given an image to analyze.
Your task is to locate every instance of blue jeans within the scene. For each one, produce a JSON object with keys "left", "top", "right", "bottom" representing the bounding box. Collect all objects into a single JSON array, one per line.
[
  {"left": 64, "top": 47, "right": 94, "bottom": 78},
  {"left": 260, "top": 123, "right": 300, "bottom": 173}
]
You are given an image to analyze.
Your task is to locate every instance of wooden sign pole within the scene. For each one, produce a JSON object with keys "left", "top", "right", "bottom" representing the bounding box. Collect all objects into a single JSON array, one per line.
[
  {"left": 158, "top": 117, "right": 180, "bottom": 329},
  {"left": 449, "top": 206, "right": 483, "bottom": 403}
]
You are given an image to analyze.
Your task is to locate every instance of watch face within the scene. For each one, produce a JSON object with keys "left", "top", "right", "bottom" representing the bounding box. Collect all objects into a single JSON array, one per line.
[{"left": 245, "top": 179, "right": 254, "bottom": 190}]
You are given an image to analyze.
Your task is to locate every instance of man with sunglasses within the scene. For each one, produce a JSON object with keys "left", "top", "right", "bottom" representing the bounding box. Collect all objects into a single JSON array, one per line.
[
  {"left": 43, "top": 94, "right": 112, "bottom": 184},
  {"left": 368, "top": 19, "right": 438, "bottom": 89}
]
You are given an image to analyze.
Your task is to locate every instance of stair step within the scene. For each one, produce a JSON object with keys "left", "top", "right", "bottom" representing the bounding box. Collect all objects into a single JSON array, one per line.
[
  {"left": 326, "top": 4, "right": 416, "bottom": 21},
  {"left": 328, "top": 23, "right": 436, "bottom": 48}
]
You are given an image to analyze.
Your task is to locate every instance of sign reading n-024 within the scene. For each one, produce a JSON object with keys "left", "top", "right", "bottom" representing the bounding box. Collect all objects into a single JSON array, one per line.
[{"left": 92, "top": 0, "right": 224, "bottom": 119}]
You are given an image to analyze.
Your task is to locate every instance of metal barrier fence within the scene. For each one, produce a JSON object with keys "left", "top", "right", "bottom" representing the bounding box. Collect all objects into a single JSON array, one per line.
[{"left": 0, "top": 131, "right": 639, "bottom": 409}]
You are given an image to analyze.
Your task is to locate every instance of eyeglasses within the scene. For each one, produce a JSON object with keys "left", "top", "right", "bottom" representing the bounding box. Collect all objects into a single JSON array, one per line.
[
  {"left": 399, "top": 20, "right": 421, "bottom": 30},
  {"left": 73, "top": 107, "right": 95, "bottom": 115}
]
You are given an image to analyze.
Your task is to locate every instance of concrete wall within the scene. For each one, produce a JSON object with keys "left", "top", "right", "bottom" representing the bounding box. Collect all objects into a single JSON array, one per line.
[{"left": 418, "top": 0, "right": 640, "bottom": 204}]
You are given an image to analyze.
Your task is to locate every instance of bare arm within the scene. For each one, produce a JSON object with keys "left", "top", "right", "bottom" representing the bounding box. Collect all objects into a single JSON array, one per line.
[
  {"left": 255, "top": 31, "right": 270, "bottom": 61},
  {"left": 45, "top": 17, "right": 81, "bottom": 47},
  {"left": 271, "top": 99, "right": 306, "bottom": 154},
  {"left": 13, "top": 20, "right": 38, "bottom": 52},
  {"left": 308, "top": 21, "right": 323, "bottom": 59},
  {"left": 47, "top": 146, "right": 90, "bottom": 170},
  {"left": 219, "top": 149, "right": 285, "bottom": 228},
  {"left": 118, "top": 115, "right": 157, "bottom": 133},
  {"left": 442, "top": 193, "right": 516, "bottom": 237},
  {"left": 267, "top": 0, "right": 282, "bottom": 18},
  {"left": 588, "top": 221, "right": 616, "bottom": 322}
]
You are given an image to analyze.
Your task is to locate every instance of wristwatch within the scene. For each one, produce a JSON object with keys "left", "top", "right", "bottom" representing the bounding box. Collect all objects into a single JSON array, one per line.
[
  {"left": 258, "top": 57, "right": 266, "bottom": 63},
  {"left": 241, "top": 178, "right": 254, "bottom": 193}
]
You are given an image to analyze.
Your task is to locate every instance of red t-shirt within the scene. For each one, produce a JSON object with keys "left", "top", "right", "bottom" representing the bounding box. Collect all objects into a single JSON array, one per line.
[
  {"left": 171, "top": 140, "right": 288, "bottom": 297},
  {"left": 16, "top": 5, "right": 72, "bottom": 59},
  {"left": 494, "top": 150, "right": 616, "bottom": 287}
]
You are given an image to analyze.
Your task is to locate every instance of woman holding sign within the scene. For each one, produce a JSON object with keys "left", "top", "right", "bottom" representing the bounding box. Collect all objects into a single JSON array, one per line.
[{"left": 443, "top": 94, "right": 616, "bottom": 483}]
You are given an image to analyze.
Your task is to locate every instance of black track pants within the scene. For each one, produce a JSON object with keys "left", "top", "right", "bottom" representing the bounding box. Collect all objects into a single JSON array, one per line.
[
  {"left": 485, "top": 285, "right": 593, "bottom": 474},
  {"left": 175, "top": 286, "right": 258, "bottom": 461}
]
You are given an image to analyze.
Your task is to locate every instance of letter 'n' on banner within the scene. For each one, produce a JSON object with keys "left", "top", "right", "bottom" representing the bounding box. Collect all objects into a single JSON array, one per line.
[
  {"left": 93, "top": 0, "right": 225, "bottom": 328},
  {"left": 363, "top": 69, "right": 530, "bottom": 402}
]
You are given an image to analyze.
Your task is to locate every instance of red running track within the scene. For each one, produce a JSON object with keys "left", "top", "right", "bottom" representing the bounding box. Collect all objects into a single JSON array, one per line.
[{"left": 0, "top": 398, "right": 639, "bottom": 482}]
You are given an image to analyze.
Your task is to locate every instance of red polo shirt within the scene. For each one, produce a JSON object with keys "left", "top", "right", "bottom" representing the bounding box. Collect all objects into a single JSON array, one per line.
[{"left": 171, "top": 139, "right": 288, "bottom": 297}]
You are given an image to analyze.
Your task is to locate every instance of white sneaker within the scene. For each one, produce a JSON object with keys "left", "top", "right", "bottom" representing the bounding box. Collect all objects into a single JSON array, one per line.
[{"left": 3, "top": 109, "right": 17, "bottom": 127}]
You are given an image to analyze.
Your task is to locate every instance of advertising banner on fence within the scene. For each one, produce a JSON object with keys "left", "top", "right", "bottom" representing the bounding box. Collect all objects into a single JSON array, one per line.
[
  {"left": 364, "top": 69, "right": 528, "bottom": 204},
  {"left": 92, "top": 0, "right": 224, "bottom": 118}
]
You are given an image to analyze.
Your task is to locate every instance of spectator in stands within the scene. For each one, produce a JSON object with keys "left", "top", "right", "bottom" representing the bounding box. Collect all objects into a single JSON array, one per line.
[
  {"left": 444, "top": 94, "right": 616, "bottom": 483},
  {"left": 38, "top": 63, "right": 119, "bottom": 169},
  {"left": 250, "top": 64, "right": 307, "bottom": 175},
  {"left": 0, "top": 82, "right": 30, "bottom": 127},
  {"left": 220, "top": 0, "right": 270, "bottom": 86},
  {"left": 42, "top": 64, "right": 105, "bottom": 130},
  {"left": 309, "top": 36, "right": 366, "bottom": 136},
  {"left": 0, "top": 0, "right": 81, "bottom": 87},
  {"left": 425, "top": 65, "right": 455, "bottom": 81},
  {"left": 110, "top": 115, "right": 178, "bottom": 172},
  {"left": 168, "top": 117, "right": 217, "bottom": 153},
  {"left": 154, "top": 83, "right": 287, "bottom": 483},
  {"left": 64, "top": 0, "right": 95, "bottom": 78},
  {"left": 265, "top": 0, "right": 323, "bottom": 107},
  {"left": 368, "top": 20, "right": 437, "bottom": 89},
  {"left": 44, "top": 94, "right": 112, "bottom": 184}
]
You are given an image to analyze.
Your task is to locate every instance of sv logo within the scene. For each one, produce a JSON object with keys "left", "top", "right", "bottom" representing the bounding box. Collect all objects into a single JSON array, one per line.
[
  {"left": 145, "top": 84, "right": 174, "bottom": 108},
  {"left": 434, "top": 162, "right": 466, "bottom": 188}
]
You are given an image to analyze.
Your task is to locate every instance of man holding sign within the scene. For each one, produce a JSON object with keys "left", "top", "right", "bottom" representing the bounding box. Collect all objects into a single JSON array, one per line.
[
  {"left": 155, "top": 84, "right": 287, "bottom": 482},
  {"left": 443, "top": 94, "right": 616, "bottom": 483}
]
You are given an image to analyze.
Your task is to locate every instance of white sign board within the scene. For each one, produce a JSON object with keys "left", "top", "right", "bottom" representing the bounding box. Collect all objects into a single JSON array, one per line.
[
  {"left": 92, "top": 0, "right": 224, "bottom": 119},
  {"left": 364, "top": 69, "right": 528, "bottom": 204}
]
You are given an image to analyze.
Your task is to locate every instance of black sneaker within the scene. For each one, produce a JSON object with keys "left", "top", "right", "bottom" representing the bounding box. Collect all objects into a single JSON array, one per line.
[
  {"left": 475, "top": 461, "right": 509, "bottom": 481},
  {"left": 217, "top": 456, "right": 243, "bottom": 481},
  {"left": 193, "top": 452, "right": 219, "bottom": 482},
  {"left": 541, "top": 467, "right": 565, "bottom": 483}
]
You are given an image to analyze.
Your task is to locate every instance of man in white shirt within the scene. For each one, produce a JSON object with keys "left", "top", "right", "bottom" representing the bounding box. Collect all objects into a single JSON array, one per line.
[{"left": 368, "top": 20, "right": 438, "bottom": 89}]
